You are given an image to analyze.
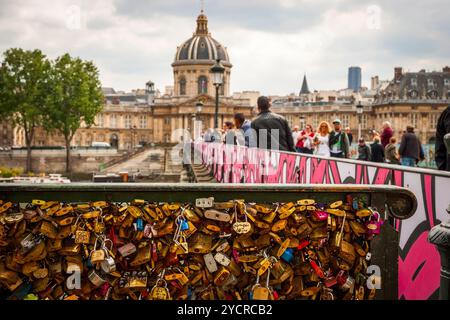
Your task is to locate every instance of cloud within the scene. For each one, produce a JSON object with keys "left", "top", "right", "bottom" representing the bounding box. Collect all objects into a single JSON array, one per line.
[{"left": 0, "top": 0, "right": 449, "bottom": 95}]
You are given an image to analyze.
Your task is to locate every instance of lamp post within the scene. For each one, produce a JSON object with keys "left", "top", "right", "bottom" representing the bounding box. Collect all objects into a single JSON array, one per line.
[
  {"left": 210, "top": 59, "right": 225, "bottom": 129},
  {"left": 192, "top": 102, "right": 203, "bottom": 140},
  {"left": 356, "top": 102, "right": 364, "bottom": 140}
]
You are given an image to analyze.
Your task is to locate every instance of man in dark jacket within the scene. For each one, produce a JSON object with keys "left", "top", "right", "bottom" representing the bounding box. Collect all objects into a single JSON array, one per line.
[
  {"left": 370, "top": 136, "right": 385, "bottom": 163},
  {"left": 399, "top": 126, "right": 424, "bottom": 167},
  {"left": 357, "top": 138, "right": 371, "bottom": 161},
  {"left": 251, "top": 96, "right": 295, "bottom": 152},
  {"left": 435, "top": 105, "right": 450, "bottom": 171}
]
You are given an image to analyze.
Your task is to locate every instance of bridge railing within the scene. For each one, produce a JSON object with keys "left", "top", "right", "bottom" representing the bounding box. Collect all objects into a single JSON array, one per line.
[
  {"left": 189, "top": 141, "right": 450, "bottom": 300},
  {"left": 0, "top": 182, "right": 416, "bottom": 300}
]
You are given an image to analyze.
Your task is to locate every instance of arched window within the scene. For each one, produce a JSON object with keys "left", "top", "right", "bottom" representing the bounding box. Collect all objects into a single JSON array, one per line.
[
  {"left": 198, "top": 76, "right": 208, "bottom": 94},
  {"left": 179, "top": 77, "right": 186, "bottom": 96}
]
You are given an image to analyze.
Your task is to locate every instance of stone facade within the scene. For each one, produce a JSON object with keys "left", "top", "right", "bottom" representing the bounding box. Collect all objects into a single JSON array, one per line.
[{"left": 9, "top": 11, "right": 253, "bottom": 150}]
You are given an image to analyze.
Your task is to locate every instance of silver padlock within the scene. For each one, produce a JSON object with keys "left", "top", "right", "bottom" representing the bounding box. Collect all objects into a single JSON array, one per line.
[
  {"left": 101, "top": 256, "right": 116, "bottom": 274},
  {"left": 88, "top": 269, "right": 106, "bottom": 287},
  {"left": 204, "top": 253, "right": 218, "bottom": 273}
]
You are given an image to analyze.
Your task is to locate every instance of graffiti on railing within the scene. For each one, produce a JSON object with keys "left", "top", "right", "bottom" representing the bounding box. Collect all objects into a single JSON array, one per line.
[{"left": 192, "top": 142, "right": 450, "bottom": 300}]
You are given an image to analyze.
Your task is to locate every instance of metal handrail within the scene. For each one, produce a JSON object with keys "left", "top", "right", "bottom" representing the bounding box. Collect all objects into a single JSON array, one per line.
[{"left": 0, "top": 183, "right": 417, "bottom": 220}]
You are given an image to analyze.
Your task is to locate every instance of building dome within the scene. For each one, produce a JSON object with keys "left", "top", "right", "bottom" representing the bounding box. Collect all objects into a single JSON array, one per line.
[{"left": 173, "top": 11, "right": 231, "bottom": 67}]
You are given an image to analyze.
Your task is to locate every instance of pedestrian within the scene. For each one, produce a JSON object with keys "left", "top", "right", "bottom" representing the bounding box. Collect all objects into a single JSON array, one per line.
[
  {"left": 233, "top": 113, "right": 252, "bottom": 147},
  {"left": 357, "top": 138, "right": 371, "bottom": 161},
  {"left": 399, "top": 126, "right": 424, "bottom": 167},
  {"left": 292, "top": 126, "right": 301, "bottom": 152},
  {"left": 345, "top": 127, "right": 353, "bottom": 145},
  {"left": 251, "top": 96, "right": 295, "bottom": 152},
  {"left": 380, "top": 121, "right": 393, "bottom": 148},
  {"left": 297, "top": 124, "right": 315, "bottom": 154},
  {"left": 223, "top": 121, "right": 237, "bottom": 145},
  {"left": 370, "top": 136, "right": 385, "bottom": 163},
  {"left": 435, "top": 105, "right": 450, "bottom": 171},
  {"left": 313, "top": 121, "right": 331, "bottom": 157},
  {"left": 385, "top": 137, "right": 401, "bottom": 165},
  {"left": 329, "top": 119, "right": 350, "bottom": 158}
]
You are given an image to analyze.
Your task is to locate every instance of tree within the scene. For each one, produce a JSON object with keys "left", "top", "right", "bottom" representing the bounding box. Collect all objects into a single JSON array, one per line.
[
  {"left": 0, "top": 48, "right": 50, "bottom": 172},
  {"left": 45, "top": 54, "right": 103, "bottom": 172}
]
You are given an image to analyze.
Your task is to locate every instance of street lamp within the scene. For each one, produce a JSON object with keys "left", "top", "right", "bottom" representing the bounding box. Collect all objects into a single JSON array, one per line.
[
  {"left": 356, "top": 102, "right": 364, "bottom": 140},
  {"left": 210, "top": 59, "right": 225, "bottom": 129},
  {"left": 192, "top": 102, "right": 203, "bottom": 140},
  {"left": 299, "top": 115, "right": 305, "bottom": 130}
]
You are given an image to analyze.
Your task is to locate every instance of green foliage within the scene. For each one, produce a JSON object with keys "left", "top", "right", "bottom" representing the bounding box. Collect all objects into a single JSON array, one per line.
[
  {"left": 44, "top": 53, "right": 104, "bottom": 139},
  {"left": 0, "top": 48, "right": 51, "bottom": 172},
  {"left": 0, "top": 167, "right": 24, "bottom": 178},
  {"left": 0, "top": 48, "right": 104, "bottom": 173}
]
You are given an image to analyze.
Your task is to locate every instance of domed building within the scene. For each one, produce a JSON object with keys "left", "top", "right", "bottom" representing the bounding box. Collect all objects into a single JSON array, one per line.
[
  {"left": 149, "top": 10, "right": 254, "bottom": 143},
  {"left": 172, "top": 11, "right": 232, "bottom": 97}
]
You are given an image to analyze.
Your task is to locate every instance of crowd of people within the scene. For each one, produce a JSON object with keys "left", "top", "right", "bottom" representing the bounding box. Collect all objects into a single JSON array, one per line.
[{"left": 198, "top": 96, "right": 450, "bottom": 171}]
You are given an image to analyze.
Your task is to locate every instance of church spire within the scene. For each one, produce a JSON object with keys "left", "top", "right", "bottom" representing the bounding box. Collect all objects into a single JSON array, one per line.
[{"left": 300, "top": 74, "right": 310, "bottom": 95}]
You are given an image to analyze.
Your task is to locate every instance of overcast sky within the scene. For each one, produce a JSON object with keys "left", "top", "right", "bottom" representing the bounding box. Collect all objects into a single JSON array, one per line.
[{"left": 0, "top": 0, "right": 449, "bottom": 95}]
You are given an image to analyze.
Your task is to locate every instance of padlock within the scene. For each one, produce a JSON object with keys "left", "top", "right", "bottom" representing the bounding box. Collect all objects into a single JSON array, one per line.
[{"left": 88, "top": 269, "right": 106, "bottom": 287}]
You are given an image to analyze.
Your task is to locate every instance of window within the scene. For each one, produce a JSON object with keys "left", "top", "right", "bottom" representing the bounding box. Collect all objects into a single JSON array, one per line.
[
  {"left": 408, "top": 113, "right": 419, "bottom": 128},
  {"left": 361, "top": 115, "right": 368, "bottom": 129},
  {"left": 140, "top": 115, "right": 147, "bottom": 129},
  {"left": 124, "top": 115, "right": 132, "bottom": 129},
  {"left": 430, "top": 113, "right": 438, "bottom": 129},
  {"left": 97, "top": 114, "right": 104, "bottom": 127},
  {"left": 444, "top": 78, "right": 450, "bottom": 87},
  {"left": 110, "top": 114, "right": 117, "bottom": 128},
  {"left": 164, "top": 117, "right": 171, "bottom": 125},
  {"left": 427, "top": 78, "right": 435, "bottom": 89},
  {"left": 198, "top": 76, "right": 208, "bottom": 94},
  {"left": 411, "top": 78, "right": 417, "bottom": 87},
  {"left": 312, "top": 114, "right": 319, "bottom": 129},
  {"left": 341, "top": 115, "right": 350, "bottom": 128},
  {"left": 179, "top": 77, "right": 186, "bottom": 96}
]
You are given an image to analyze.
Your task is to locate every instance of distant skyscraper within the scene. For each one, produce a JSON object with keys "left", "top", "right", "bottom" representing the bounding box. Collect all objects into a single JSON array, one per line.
[{"left": 348, "top": 66, "right": 362, "bottom": 92}]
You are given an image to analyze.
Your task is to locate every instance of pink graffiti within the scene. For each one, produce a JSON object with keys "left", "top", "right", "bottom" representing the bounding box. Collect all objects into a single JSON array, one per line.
[
  {"left": 266, "top": 152, "right": 298, "bottom": 183},
  {"left": 310, "top": 158, "right": 331, "bottom": 184},
  {"left": 194, "top": 142, "right": 449, "bottom": 300},
  {"left": 398, "top": 231, "right": 440, "bottom": 300}
]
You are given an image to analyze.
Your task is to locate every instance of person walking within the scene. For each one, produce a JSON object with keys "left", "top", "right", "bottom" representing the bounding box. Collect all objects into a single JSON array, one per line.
[
  {"left": 357, "top": 138, "right": 371, "bottom": 161},
  {"left": 385, "top": 137, "right": 401, "bottom": 165},
  {"left": 329, "top": 119, "right": 350, "bottom": 158},
  {"left": 399, "top": 126, "right": 424, "bottom": 167},
  {"left": 380, "top": 121, "right": 393, "bottom": 148},
  {"left": 313, "top": 121, "right": 331, "bottom": 157},
  {"left": 223, "top": 121, "right": 236, "bottom": 145},
  {"left": 234, "top": 113, "right": 251, "bottom": 147},
  {"left": 292, "top": 126, "right": 301, "bottom": 152},
  {"left": 297, "top": 124, "right": 315, "bottom": 154},
  {"left": 251, "top": 96, "right": 295, "bottom": 152},
  {"left": 345, "top": 127, "right": 353, "bottom": 145},
  {"left": 370, "top": 136, "right": 385, "bottom": 163},
  {"left": 435, "top": 105, "right": 450, "bottom": 171}
]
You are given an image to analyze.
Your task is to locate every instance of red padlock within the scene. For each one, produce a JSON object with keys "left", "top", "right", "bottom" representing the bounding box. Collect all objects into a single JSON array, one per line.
[
  {"left": 310, "top": 260, "right": 324, "bottom": 278},
  {"left": 296, "top": 239, "right": 310, "bottom": 250}
]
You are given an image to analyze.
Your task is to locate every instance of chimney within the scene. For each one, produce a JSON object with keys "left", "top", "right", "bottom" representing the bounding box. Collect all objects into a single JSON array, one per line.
[
  {"left": 394, "top": 67, "right": 403, "bottom": 82},
  {"left": 443, "top": 66, "right": 450, "bottom": 73}
]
